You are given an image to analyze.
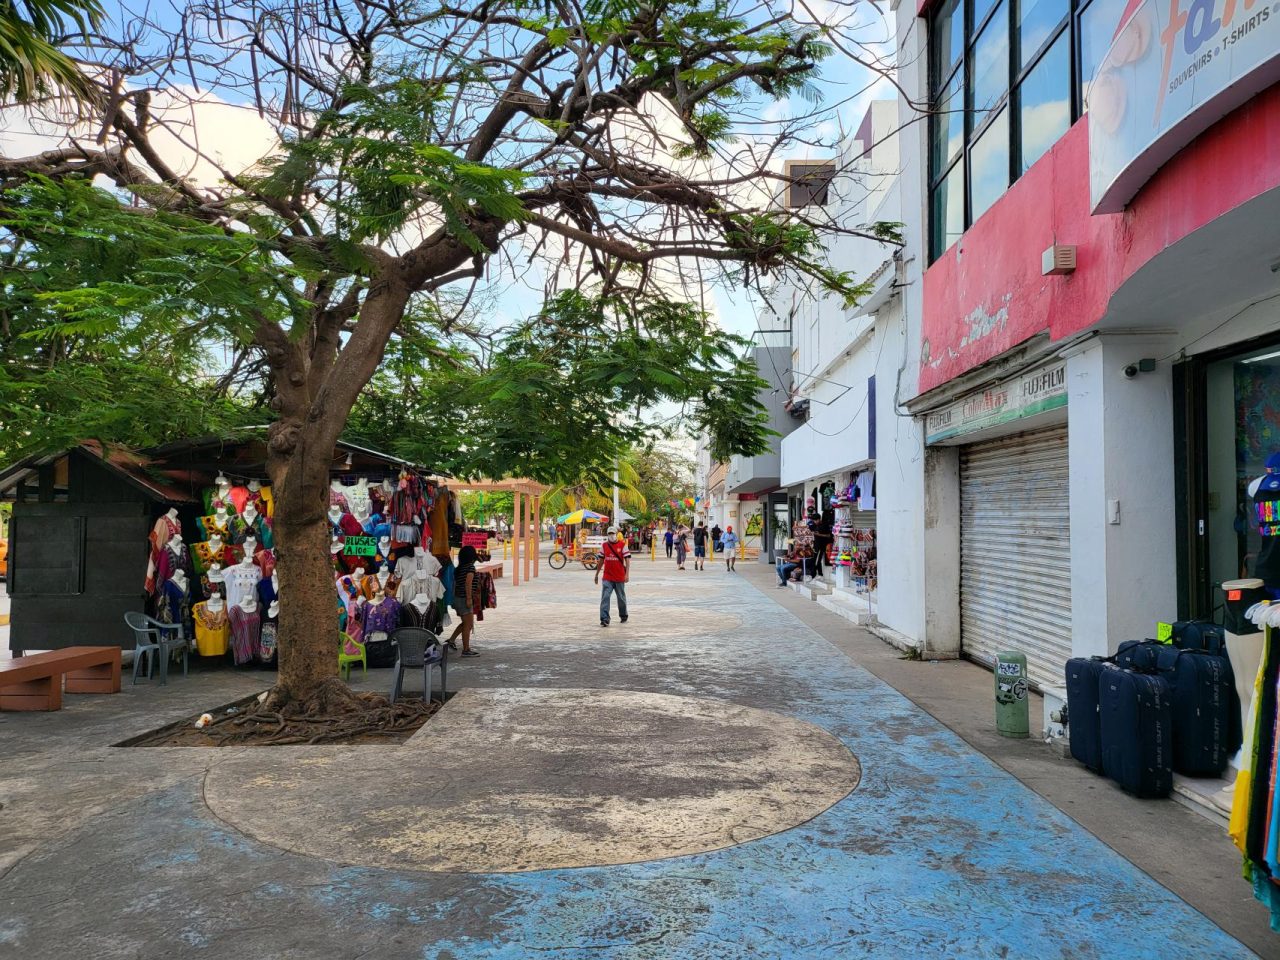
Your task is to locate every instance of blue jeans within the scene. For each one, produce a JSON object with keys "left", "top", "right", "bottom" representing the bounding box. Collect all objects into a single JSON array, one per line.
[
  {"left": 600, "top": 580, "right": 627, "bottom": 623},
  {"left": 777, "top": 561, "right": 802, "bottom": 584}
]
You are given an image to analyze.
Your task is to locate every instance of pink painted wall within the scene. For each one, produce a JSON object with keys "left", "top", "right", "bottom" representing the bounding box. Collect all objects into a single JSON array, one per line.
[{"left": 919, "top": 85, "right": 1280, "bottom": 395}]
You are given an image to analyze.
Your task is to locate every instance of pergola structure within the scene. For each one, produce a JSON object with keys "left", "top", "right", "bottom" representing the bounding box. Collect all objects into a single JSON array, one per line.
[{"left": 450, "top": 479, "right": 550, "bottom": 587}]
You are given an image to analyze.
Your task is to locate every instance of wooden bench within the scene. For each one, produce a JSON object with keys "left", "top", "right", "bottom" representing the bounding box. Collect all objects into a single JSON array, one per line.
[
  {"left": 0, "top": 647, "right": 122, "bottom": 712},
  {"left": 477, "top": 559, "right": 504, "bottom": 580}
]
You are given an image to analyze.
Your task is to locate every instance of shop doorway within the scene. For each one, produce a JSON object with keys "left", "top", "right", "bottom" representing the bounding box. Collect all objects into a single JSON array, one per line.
[{"left": 1181, "top": 334, "right": 1280, "bottom": 617}]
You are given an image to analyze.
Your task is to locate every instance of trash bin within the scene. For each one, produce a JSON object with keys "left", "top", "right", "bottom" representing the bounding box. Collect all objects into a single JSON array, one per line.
[{"left": 995, "top": 651, "right": 1030, "bottom": 739}]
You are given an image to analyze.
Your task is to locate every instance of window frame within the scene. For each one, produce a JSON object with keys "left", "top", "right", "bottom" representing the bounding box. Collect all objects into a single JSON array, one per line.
[{"left": 927, "top": 0, "right": 1081, "bottom": 263}]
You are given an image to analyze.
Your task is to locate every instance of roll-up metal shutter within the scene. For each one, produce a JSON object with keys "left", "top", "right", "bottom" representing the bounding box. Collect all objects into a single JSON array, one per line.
[{"left": 960, "top": 426, "right": 1071, "bottom": 690}]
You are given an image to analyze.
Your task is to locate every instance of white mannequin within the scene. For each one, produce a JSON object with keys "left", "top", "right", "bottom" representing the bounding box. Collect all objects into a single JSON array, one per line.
[
  {"left": 248, "top": 479, "right": 262, "bottom": 493},
  {"left": 208, "top": 534, "right": 224, "bottom": 554},
  {"left": 272, "top": 571, "right": 279, "bottom": 592},
  {"left": 377, "top": 563, "right": 392, "bottom": 589},
  {"left": 207, "top": 595, "right": 225, "bottom": 614},
  {"left": 166, "top": 507, "right": 179, "bottom": 523},
  {"left": 267, "top": 600, "right": 279, "bottom": 619},
  {"left": 410, "top": 592, "right": 431, "bottom": 612},
  {"left": 243, "top": 535, "right": 258, "bottom": 557},
  {"left": 171, "top": 569, "right": 188, "bottom": 592},
  {"left": 330, "top": 479, "right": 347, "bottom": 496},
  {"left": 169, "top": 533, "right": 185, "bottom": 550},
  {"left": 378, "top": 535, "right": 391, "bottom": 556},
  {"left": 355, "top": 594, "right": 368, "bottom": 606},
  {"left": 352, "top": 566, "right": 366, "bottom": 581},
  {"left": 330, "top": 536, "right": 343, "bottom": 554},
  {"left": 243, "top": 503, "right": 259, "bottom": 524},
  {"left": 381, "top": 479, "right": 395, "bottom": 496},
  {"left": 372, "top": 588, "right": 386, "bottom": 604},
  {"left": 353, "top": 501, "right": 371, "bottom": 523},
  {"left": 328, "top": 505, "right": 343, "bottom": 525},
  {"left": 214, "top": 474, "right": 232, "bottom": 503},
  {"left": 207, "top": 563, "right": 224, "bottom": 583},
  {"left": 214, "top": 504, "right": 229, "bottom": 524},
  {"left": 239, "top": 594, "right": 257, "bottom": 613}
]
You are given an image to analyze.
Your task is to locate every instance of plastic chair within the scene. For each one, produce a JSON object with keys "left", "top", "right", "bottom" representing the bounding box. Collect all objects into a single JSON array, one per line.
[
  {"left": 388, "top": 627, "right": 448, "bottom": 704},
  {"left": 123, "top": 612, "right": 188, "bottom": 684},
  {"left": 338, "top": 631, "right": 367, "bottom": 681}
]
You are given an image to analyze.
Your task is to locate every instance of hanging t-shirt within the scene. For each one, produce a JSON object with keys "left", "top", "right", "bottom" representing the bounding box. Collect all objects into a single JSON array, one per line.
[
  {"left": 223, "top": 562, "right": 263, "bottom": 611},
  {"left": 599, "top": 540, "right": 630, "bottom": 582}
]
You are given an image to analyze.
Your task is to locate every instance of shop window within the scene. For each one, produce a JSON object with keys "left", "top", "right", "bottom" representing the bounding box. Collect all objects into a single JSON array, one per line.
[
  {"left": 927, "top": 0, "right": 1090, "bottom": 262},
  {"left": 1077, "top": 0, "right": 1126, "bottom": 105},
  {"left": 969, "top": 108, "right": 1010, "bottom": 222},
  {"left": 1017, "top": 32, "right": 1071, "bottom": 174}
]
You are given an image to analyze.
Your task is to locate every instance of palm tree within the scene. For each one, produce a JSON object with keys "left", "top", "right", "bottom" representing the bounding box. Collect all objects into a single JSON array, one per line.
[
  {"left": 544, "top": 457, "right": 648, "bottom": 520},
  {"left": 0, "top": 0, "right": 103, "bottom": 102}
]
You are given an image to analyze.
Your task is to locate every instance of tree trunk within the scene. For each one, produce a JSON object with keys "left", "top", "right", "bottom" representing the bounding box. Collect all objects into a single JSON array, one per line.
[{"left": 264, "top": 421, "right": 361, "bottom": 712}]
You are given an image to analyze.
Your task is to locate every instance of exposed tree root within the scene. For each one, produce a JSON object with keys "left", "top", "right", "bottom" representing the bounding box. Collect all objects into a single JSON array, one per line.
[{"left": 198, "top": 679, "right": 437, "bottom": 746}]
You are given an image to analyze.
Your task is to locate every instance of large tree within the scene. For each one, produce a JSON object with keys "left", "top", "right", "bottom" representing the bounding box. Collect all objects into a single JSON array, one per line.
[{"left": 0, "top": 0, "right": 891, "bottom": 714}]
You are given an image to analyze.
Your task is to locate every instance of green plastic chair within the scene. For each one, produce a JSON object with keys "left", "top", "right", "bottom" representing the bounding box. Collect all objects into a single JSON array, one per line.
[{"left": 338, "top": 631, "right": 366, "bottom": 681}]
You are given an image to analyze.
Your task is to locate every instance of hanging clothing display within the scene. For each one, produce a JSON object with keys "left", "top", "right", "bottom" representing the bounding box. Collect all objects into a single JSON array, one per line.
[
  {"left": 192, "top": 601, "right": 230, "bottom": 656},
  {"left": 197, "top": 513, "right": 233, "bottom": 543},
  {"left": 222, "top": 561, "right": 263, "bottom": 611},
  {"left": 153, "top": 576, "right": 192, "bottom": 636},
  {"left": 247, "top": 484, "right": 273, "bottom": 519},
  {"left": 144, "top": 514, "right": 183, "bottom": 592},
  {"left": 192, "top": 540, "right": 238, "bottom": 576},
  {"left": 429, "top": 494, "right": 450, "bottom": 556},
  {"left": 202, "top": 481, "right": 234, "bottom": 515},
  {"left": 395, "top": 552, "right": 443, "bottom": 605},
  {"left": 227, "top": 603, "right": 262, "bottom": 666},
  {"left": 399, "top": 599, "right": 442, "bottom": 633}
]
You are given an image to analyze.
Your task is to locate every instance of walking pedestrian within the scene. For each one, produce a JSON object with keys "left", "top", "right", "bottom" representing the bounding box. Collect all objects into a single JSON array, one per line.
[
  {"left": 692, "top": 521, "right": 709, "bottom": 571},
  {"left": 446, "top": 544, "right": 481, "bottom": 657},
  {"left": 664, "top": 525, "right": 674, "bottom": 559},
  {"left": 674, "top": 527, "right": 689, "bottom": 569},
  {"left": 711, "top": 523, "right": 722, "bottom": 554},
  {"left": 595, "top": 525, "right": 630, "bottom": 627},
  {"left": 721, "top": 525, "right": 740, "bottom": 571}
]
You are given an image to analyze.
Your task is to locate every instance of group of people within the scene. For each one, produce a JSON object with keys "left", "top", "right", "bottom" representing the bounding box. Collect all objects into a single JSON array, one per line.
[{"left": 661, "top": 521, "right": 740, "bottom": 572}]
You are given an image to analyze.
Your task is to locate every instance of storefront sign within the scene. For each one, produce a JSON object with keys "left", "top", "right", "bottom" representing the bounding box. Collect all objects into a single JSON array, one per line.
[
  {"left": 1089, "top": 0, "right": 1280, "bottom": 212},
  {"left": 461, "top": 532, "right": 489, "bottom": 548},
  {"left": 925, "top": 362, "right": 1067, "bottom": 443},
  {"left": 343, "top": 535, "right": 378, "bottom": 557}
]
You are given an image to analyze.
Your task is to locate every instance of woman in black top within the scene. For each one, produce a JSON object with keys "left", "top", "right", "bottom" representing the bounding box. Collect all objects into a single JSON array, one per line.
[{"left": 446, "top": 545, "right": 480, "bottom": 657}]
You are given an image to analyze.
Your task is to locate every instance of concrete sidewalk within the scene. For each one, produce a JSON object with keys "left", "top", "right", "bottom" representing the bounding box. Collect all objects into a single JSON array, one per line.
[{"left": 0, "top": 555, "right": 1266, "bottom": 958}]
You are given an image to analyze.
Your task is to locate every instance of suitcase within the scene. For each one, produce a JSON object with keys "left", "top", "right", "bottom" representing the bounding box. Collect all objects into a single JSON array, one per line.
[
  {"left": 1065, "top": 657, "right": 1109, "bottom": 772},
  {"left": 1165, "top": 649, "right": 1234, "bottom": 776},
  {"left": 1172, "top": 621, "right": 1226, "bottom": 656},
  {"left": 1100, "top": 668, "right": 1173, "bottom": 798},
  {"left": 1116, "top": 640, "right": 1165, "bottom": 672}
]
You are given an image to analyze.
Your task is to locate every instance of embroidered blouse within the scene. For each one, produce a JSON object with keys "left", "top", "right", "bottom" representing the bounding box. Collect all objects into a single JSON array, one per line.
[
  {"left": 223, "top": 562, "right": 263, "bottom": 611},
  {"left": 192, "top": 601, "right": 230, "bottom": 656},
  {"left": 399, "top": 600, "right": 441, "bottom": 633},
  {"left": 227, "top": 604, "right": 261, "bottom": 665},
  {"left": 192, "top": 541, "right": 238, "bottom": 576},
  {"left": 360, "top": 597, "right": 401, "bottom": 641},
  {"left": 197, "top": 514, "right": 232, "bottom": 543},
  {"left": 360, "top": 574, "right": 401, "bottom": 600}
]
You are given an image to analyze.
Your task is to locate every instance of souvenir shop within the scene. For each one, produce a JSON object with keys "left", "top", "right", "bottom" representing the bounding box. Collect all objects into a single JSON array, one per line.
[
  {"left": 1, "top": 434, "right": 495, "bottom": 666},
  {"left": 789, "top": 471, "right": 877, "bottom": 590}
]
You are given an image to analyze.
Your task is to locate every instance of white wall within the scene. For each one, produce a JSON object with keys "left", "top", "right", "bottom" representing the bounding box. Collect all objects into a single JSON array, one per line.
[
  {"left": 1067, "top": 334, "right": 1179, "bottom": 657},
  {"left": 871, "top": 0, "right": 932, "bottom": 650}
]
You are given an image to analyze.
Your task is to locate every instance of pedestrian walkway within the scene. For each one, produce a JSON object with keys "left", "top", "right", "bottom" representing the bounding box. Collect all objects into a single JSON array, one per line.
[{"left": 0, "top": 556, "right": 1258, "bottom": 958}]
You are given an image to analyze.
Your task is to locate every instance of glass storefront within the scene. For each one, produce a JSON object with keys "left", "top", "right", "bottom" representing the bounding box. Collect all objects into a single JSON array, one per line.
[{"left": 1182, "top": 337, "right": 1280, "bottom": 615}]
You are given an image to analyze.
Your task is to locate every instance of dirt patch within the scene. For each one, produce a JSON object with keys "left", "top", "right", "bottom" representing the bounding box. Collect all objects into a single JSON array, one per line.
[{"left": 115, "top": 692, "right": 444, "bottom": 747}]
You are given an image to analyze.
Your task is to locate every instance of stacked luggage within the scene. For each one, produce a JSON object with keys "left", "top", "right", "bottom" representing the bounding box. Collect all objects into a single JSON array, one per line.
[{"left": 1065, "top": 622, "right": 1239, "bottom": 798}]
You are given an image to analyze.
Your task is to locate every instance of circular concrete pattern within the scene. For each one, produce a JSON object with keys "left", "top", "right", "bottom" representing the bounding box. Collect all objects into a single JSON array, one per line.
[{"left": 203, "top": 688, "right": 861, "bottom": 873}]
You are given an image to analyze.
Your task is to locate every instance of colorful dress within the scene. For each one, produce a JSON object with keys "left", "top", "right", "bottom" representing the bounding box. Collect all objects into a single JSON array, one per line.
[
  {"left": 227, "top": 604, "right": 261, "bottom": 666},
  {"left": 197, "top": 513, "right": 233, "bottom": 543},
  {"left": 154, "top": 577, "right": 192, "bottom": 636},
  {"left": 192, "top": 601, "right": 230, "bottom": 656},
  {"left": 144, "top": 514, "right": 183, "bottom": 592}
]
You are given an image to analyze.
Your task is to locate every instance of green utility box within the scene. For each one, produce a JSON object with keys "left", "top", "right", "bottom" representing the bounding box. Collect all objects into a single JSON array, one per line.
[{"left": 994, "top": 651, "right": 1030, "bottom": 739}]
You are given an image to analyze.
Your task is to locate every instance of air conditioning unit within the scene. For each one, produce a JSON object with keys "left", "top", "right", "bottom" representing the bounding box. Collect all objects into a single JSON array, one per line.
[{"left": 787, "top": 398, "right": 810, "bottom": 419}]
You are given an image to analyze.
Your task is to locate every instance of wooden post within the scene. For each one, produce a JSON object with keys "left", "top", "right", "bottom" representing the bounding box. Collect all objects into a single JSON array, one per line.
[
  {"left": 523, "top": 489, "right": 532, "bottom": 584},
  {"left": 533, "top": 495, "right": 540, "bottom": 579},
  {"left": 512, "top": 491, "right": 521, "bottom": 587}
]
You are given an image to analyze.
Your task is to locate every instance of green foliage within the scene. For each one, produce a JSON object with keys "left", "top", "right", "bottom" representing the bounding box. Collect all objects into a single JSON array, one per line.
[
  {"left": 0, "top": 0, "right": 102, "bottom": 101},
  {"left": 348, "top": 291, "right": 773, "bottom": 486},
  {"left": 0, "top": 177, "right": 281, "bottom": 462}
]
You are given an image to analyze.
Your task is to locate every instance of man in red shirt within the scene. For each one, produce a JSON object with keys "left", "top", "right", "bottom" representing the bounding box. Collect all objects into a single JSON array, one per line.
[{"left": 594, "top": 524, "right": 631, "bottom": 627}]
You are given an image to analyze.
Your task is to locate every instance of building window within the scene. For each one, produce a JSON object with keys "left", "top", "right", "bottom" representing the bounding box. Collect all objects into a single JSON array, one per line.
[
  {"left": 928, "top": 0, "right": 1098, "bottom": 262},
  {"left": 784, "top": 161, "right": 836, "bottom": 208}
]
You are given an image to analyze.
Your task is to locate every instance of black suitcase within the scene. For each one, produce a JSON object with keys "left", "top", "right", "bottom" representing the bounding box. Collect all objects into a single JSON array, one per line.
[
  {"left": 1172, "top": 621, "right": 1226, "bottom": 656},
  {"left": 1116, "top": 640, "right": 1165, "bottom": 671},
  {"left": 1100, "top": 668, "right": 1173, "bottom": 798},
  {"left": 1165, "top": 649, "right": 1235, "bottom": 775},
  {"left": 1065, "top": 657, "right": 1109, "bottom": 772}
]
